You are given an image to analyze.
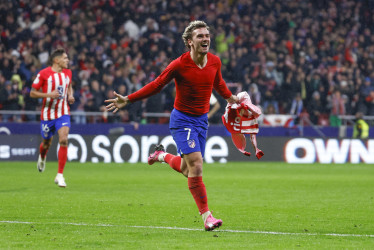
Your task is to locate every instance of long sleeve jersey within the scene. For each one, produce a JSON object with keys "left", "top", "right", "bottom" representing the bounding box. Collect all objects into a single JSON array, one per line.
[{"left": 128, "top": 52, "right": 232, "bottom": 116}]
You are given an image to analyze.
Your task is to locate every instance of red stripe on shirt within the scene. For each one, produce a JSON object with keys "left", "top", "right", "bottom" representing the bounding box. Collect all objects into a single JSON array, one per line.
[
  {"left": 47, "top": 75, "right": 56, "bottom": 120},
  {"left": 41, "top": 98, "right": 46, "bottom": 120},
  {"left": 62, "top": 74, "right": 69, "bottom": 116}
]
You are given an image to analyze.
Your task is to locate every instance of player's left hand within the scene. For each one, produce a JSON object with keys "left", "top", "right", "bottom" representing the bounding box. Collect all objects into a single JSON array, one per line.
[
  {"left": 226, "top": 95, "right": 239, "bottom": 104},
  {"left": 68, "top": 95, "right": 75, "bottom": 105}
]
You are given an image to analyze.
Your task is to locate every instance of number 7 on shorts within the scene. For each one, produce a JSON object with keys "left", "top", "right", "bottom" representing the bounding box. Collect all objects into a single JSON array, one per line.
[{"left": 184, "top": 128, "right": 191, "bottom": 140}]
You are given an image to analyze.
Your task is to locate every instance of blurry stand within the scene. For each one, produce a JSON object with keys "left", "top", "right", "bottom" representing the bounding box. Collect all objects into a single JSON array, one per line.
[{"left": 109, "top": 127, "right": 125, "bottom": 135}]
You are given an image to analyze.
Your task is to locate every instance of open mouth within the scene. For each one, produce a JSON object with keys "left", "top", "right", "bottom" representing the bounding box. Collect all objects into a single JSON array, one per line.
[{"left": 202, "top": 44, "right": 208, "bottom": 48}]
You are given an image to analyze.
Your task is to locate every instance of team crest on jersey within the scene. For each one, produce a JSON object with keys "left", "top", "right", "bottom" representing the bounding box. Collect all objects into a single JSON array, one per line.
[{"left": 187, "top": 139, "right": 196, "bottom": 148}]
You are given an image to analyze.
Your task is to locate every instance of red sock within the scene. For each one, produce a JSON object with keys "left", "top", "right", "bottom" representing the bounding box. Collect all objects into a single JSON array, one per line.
[
  {"left": 188, "top": 176, "right": 209, "bottom": 215},
  {"left": 58, "top": 145, "right": 68, "bottom": 174},
  {"left": 164, "top": 154, "right": 182, "bottom": 173},
  {"left": 39, "top": 142, "right": 48, "bottom": 159}
]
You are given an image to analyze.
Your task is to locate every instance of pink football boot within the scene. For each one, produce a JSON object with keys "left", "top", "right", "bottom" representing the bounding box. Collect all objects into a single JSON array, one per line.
[
  {"left": 204, "top": 214, "right": 223, "bottom": 231},
  {"left": 148, "top": 144, "right": 165, "bottom": 165}
]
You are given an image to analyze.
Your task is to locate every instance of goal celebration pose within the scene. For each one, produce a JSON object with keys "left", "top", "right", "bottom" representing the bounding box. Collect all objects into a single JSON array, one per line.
[{"left": 105, "top": 21, "right": 238, "bottom": 230}]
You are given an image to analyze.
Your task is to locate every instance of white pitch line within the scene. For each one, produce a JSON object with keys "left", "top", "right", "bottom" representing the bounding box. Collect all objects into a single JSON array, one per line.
[
  {"left": 1, "top": 221, "right": 373, "bottom": 238},
  {"left": 0, "top": 221, "right": 32, "bottom": 224}
]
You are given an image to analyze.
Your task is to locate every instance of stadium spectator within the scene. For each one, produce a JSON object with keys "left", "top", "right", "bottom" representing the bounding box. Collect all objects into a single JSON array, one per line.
[
  {"left": 90, "top": 80, "right": 106, "bottom": 111},
  {"left": 260, "top": 65, "right": 280, "bottom": 114},
  {"left": 1, "top": 0, "right": 374, "bottom": 125},
  {"left": 247, "top": 83, "right": 261, "bottom": 106},
  {"left": 289, "top": 93, "right": 303, "bottom": 116},
  {"left": 307, "top": 91, "right": 326, "bottom": 125},
  {"left": 365, "top": 90, "right": 374, "bottom": 116},
  {"left": 0, "top": 80, "right": 22, "bottom": 122},
  {"left": 105, "top": 20, "right": 238, "bottom": 231},
  {"left": 353, "top": 112, "right": 369, "bottom": 139},
  {"left": 29, "top": 48, "right": 75, "bottom": 188},
  {"left": 329, "top": 89, "right": 346, "bottom": 127}
]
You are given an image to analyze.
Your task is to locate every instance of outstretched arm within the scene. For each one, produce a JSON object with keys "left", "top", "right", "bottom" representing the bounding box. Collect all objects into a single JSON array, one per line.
[
  {"left": 105, "top": 91, "right": 131, "bottom": 113},
  {"left": 106, "top": 59, "right": 177, "bottom": 114},
  {"left": 128, "top": 60, "right": 177, "bottom": 103}
]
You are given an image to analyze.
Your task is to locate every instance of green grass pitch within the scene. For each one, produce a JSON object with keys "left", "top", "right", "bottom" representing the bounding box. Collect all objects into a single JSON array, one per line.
[{"left": 0, "top": 161, "right": 373, "bottom": 249}]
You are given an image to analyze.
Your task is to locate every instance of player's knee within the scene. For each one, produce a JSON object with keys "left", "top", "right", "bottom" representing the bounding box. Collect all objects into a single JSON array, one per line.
[
  {"left": 180, "top": 159, "right": 189, "bottom": 177},
  {"left": 182, "top": 168, "right": 189, "bottom": 178},
  {"left": 43, "top": 140, "right": 52, "bottom": 148},
  {"left": 59, "top": 137, "right": 68, "bottom": 146},
  {"left": 188, "top": 162, "right": 203, "bottom": 176}
]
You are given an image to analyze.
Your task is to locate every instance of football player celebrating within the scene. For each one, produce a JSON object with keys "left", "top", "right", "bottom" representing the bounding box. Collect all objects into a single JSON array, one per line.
[{"left": 105, "top": 21, "right": 238, "bottom": 230}]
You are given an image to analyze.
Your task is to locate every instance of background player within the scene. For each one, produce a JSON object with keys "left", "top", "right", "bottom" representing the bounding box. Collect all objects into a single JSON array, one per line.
[
  {"left": 105, "top": 20, "right": 238, "bottom": 231},
  {"left": 30, "top": 48, "right": 75, "bottom": 187}
]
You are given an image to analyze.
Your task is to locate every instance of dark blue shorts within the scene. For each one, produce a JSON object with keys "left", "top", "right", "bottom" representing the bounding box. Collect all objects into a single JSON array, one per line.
[
  {"left": 169, "top": 109, "right": 208, "bottom": 157},
  {"left": 40, "top": 115, "right": 71, "bottom": 139}
]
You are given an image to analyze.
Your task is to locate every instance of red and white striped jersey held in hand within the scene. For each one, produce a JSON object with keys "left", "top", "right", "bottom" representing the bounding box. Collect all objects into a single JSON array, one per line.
[
  {"left": 32, "top": 67, "right": 72, "bottom": 121},
  {"left": 222, "top": 92, "right": 261, "bottom": 134},
  {"left": 222, "top": 92, "right": 264, "bottom": 159}
]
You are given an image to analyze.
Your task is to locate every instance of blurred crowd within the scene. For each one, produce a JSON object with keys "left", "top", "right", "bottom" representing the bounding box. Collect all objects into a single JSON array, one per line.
[{"left": 1, "top": 0, "right": 374, "bottom": 126}]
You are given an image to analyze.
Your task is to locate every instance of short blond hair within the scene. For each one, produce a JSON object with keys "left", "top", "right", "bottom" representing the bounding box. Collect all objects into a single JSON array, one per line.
[{"left": 182, "top": 20, "right": 210, "bottom": 49}]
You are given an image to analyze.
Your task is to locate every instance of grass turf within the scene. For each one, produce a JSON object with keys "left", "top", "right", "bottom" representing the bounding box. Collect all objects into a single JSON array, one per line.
[{"left": 0, "top": 161, "right": 373, "bottom": 249}]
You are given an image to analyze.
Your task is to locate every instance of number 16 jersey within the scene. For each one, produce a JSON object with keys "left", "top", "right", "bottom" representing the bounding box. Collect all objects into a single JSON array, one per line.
[{"left": 32, "top": 67, "right": 72, "bottom": 121}]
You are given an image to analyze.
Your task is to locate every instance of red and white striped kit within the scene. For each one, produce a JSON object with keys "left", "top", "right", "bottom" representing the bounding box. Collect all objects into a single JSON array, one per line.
[
  {"left": 222, "top": 92, "right": 264, "bottom": 159},
  {"left": 32, "top": 67, "right": 72, "bottom": 121}
]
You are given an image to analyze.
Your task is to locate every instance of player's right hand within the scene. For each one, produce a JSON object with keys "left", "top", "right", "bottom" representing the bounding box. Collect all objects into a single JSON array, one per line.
[
  {"left": 49, "top": 90, "right": 60, "bottom": 99},
  {"left": 104, "top": 91, "right": 130, "bottom": 113}
]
